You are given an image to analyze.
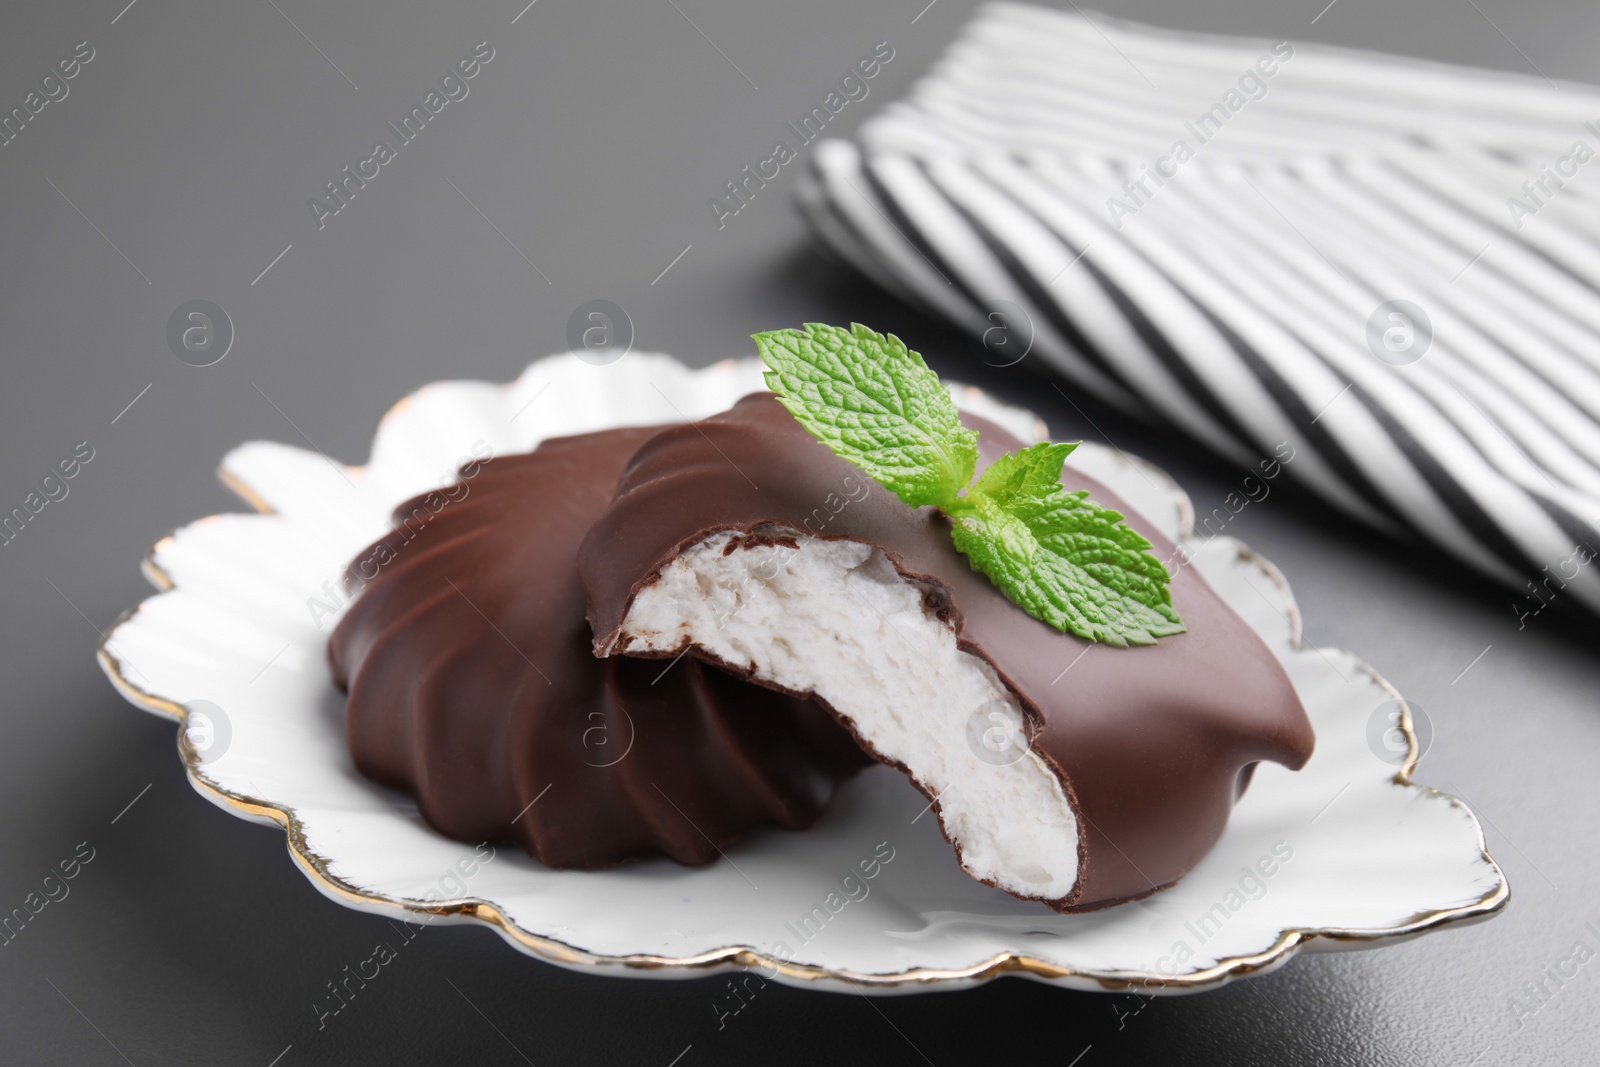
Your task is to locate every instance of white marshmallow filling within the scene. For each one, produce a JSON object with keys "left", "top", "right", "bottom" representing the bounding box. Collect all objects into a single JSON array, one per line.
[{"left": 613, "top": 529, "right": 1081, "bottom": 902}]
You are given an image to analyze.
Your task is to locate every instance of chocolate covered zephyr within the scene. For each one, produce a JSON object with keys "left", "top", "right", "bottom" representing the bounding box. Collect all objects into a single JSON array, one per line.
[
  {"left": 328, "top": 426, "right": 870, "bottom": 870},
  {"left": 578, "top": 394, "right": 1316, "bottom": 911}
]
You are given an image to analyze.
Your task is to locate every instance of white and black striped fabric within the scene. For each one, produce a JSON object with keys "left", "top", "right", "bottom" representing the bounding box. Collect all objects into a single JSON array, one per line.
[{"left": 796, "top": 2, "right": 1600, "bottom": 614}]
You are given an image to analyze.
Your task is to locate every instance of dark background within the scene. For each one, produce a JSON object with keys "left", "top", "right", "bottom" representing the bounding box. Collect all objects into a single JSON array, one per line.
[{"left": 3, "top": 0, "right": 1598, "bottom": 1063}]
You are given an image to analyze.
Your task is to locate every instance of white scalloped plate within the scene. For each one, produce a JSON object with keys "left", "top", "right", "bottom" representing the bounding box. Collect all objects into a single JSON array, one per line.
[{"left": 98, "top": 353, "right": 1506, "bottom": 994}]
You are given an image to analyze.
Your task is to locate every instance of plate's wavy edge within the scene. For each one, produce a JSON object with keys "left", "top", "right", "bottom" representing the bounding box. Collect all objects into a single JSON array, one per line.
[{"left": 95, "top": 369, "right": 1510, "bottom": 994}]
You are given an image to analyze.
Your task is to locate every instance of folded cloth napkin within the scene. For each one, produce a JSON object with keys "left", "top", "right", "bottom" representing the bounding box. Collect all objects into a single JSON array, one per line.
[{"left": 796, "top": 2, "right": 1600, "bottom": 617}]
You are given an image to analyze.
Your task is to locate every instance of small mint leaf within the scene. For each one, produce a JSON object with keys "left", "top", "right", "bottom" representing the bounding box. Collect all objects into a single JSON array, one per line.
[
  {"left": 948, "top": 443, "right": 1184, "bottom": 646},
  {"left": 754, "top": 322, "right": 979, "bottom": 509}
]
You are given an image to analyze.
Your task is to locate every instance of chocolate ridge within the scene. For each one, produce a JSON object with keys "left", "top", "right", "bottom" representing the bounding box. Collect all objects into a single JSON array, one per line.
[{"left": 328, "top": 425, "right": 871, "bottom": 870}]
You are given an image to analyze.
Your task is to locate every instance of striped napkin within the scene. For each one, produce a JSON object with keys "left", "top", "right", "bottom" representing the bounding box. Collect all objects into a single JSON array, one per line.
[{"left": 796, "top": 2, "right": 1600, "bottom": 619}]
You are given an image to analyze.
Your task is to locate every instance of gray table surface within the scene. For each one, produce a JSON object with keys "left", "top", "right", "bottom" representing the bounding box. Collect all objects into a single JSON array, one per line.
[{"left": 3, "top": 0, "right": 1598, "bottom": 1063}]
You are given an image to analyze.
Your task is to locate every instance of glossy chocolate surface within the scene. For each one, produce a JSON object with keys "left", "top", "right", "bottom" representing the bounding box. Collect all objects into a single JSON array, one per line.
[
  {"left": 328, "top": 426, "right": 870, "bottom": 869},
  {"left": 579, "top": 395, "right": 1315, "bottom": 909}
]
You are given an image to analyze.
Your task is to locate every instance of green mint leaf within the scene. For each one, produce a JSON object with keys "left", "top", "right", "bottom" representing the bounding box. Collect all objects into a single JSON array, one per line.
[
  {"left": 946, "top": 443, "right": 1185, "bottom": 647},
  {"left": 754, "top": 322, "right": 979, "bottom": 509}
]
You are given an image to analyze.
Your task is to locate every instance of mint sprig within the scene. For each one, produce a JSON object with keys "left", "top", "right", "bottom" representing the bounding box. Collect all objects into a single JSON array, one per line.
[{"left": 753, "top": 323, "right": 1184, "bottom": 647}]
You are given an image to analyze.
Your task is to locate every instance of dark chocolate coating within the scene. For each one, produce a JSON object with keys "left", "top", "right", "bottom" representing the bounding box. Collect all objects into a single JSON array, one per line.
[
  {"left": 327, "top": 426, "right": 870, "bottom": 869},
  {"left": 579, "top": 394, "right": 1315, "bottom": 910}
]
